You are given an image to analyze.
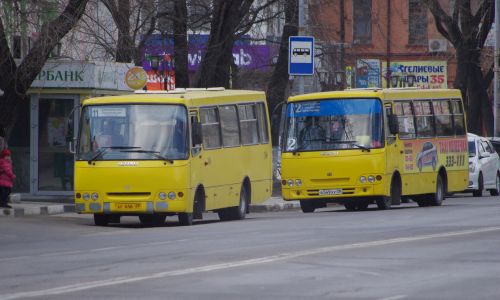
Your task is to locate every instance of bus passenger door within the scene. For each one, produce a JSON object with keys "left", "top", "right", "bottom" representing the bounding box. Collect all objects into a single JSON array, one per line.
[
  {"left": 384, "top": 103, "right": 402, "bottom": 201},
  {"left": 190, "top": 108, "right": 221, "bottom": 210}
]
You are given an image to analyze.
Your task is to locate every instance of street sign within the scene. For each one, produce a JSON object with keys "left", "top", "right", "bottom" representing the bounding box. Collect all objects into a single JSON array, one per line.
[{"left": 289, "top": 36, "right": 314, "bottom": 75}]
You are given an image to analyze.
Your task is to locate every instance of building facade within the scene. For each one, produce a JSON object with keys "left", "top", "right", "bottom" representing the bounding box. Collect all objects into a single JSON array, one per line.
[{"left": 309, "top": 0, "right": 459, "bottom": 90}]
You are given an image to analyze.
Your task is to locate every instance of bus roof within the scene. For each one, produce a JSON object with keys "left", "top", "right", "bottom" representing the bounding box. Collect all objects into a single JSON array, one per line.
[
  {"left": 288, "top": 88, "right": 462, "bottom": 102},
  {"left": 82, "top": 88, "right": 265, "bottom": 106}
]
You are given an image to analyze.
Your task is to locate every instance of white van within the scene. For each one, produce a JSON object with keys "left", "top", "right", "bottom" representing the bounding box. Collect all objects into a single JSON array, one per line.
[{"left": 467, "top": 133, "right": 500, "bottom": 196}]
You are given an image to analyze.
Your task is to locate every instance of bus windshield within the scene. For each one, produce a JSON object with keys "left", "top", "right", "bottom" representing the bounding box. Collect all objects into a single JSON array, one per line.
[
  {"left": 284, "top": 98, "right": 383, "bottom": 152},
  {"left": 77, "top": 104, "right": 188, "bottom": 161}
]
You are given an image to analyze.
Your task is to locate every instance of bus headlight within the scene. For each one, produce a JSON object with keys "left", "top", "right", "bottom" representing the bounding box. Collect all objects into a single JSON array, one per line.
[
  {"left": 368, "top": 176, "right": 375, "bottom": 183},
  {"left": 83, "top": 193, "right": 90, "bottom": 200},
  {"left": 295, "top": 179, "right": 302, "bottom": 186},
  {"left": 287, "top": 179, "right": 294, "bottom": 186},
  {"left": 168, "top": 192, "right": 176, "bottom": 200},
  {"left": 359, "top": 176, "right": 366, "bottom": 183},
  {"left": 159, "top": 192, "right": 167, "bottom": 200},
  {"left": 91, "top": 193, "right": 99, "bottom": 200}
]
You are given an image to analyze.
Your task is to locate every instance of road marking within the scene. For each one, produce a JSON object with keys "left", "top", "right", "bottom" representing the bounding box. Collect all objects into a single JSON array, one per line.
[
  {"left": 1, "top": 226, "right": 499, "bottom": 300},
  {"left": 379, "top": 295, "right": 408, "bottom": 300},
  {"left": 0, "top": 240, "right": 187, "bottom": 262}
]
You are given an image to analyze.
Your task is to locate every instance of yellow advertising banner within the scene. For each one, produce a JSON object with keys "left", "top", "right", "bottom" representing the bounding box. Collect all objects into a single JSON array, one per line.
[
  {"left": 382, "top": 61, "right": 448, "bottom": 89},
  {"left": 401, "top": 138, "right": 467, "bottom": 174}
]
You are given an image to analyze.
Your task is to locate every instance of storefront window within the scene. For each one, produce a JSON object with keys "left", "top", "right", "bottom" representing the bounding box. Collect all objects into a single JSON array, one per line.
[{"left": 38, "top": 98, "right": 75, "bottom": 191}]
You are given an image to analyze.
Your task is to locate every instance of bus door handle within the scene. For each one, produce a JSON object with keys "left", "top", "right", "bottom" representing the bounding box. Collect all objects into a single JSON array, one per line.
[{"left": 204, "top": 157, "right": 211, "bottom": 166}]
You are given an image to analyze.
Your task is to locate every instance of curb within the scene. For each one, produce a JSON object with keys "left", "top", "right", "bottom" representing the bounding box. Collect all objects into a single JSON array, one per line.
[
  {"left": 1, "top": 201, "right": 299, "bottom": 218},
  {"left": 1, "top": 204, "right": 75, "bottom": 218},
  {"left": 249, "top": 202, "right": 301, "bottom": 212}
]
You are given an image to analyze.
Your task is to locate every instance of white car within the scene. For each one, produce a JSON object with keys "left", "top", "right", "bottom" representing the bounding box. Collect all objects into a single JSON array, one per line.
[{"left": 467, "top": 133, "right": 500, "bottom": 196}]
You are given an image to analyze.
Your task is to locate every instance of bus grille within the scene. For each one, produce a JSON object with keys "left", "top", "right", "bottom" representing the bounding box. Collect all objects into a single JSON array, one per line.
[
  {"left": 106, "top": 192, "right": 151, "bottom": 200},
  {"left": 307, "top": 188, "right": 355, "bottom": 196},
  {"left": 310, "top": 178, "right": 350, "bottom": 184}
]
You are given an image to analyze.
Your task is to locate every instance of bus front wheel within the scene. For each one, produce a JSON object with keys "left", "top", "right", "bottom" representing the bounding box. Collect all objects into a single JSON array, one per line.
[
  {"left": 300, "top": 200, "right": 316, "bottom": 213},
  {"left": 94, "top": 214, "right": 110, "bottom": 226}
]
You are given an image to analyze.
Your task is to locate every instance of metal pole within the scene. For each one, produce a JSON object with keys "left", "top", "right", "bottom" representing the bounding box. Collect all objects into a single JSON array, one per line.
[
  {"left": 494, "top": 0, "right": 500, "bottom": 137},
  {"left": 298, "top": 0, "right": 305, "bottom": 94}
]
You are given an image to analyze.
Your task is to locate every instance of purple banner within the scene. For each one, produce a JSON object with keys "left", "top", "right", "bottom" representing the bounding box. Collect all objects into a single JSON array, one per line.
[{"left": 143, "top": 44, "right": 274, "bottom": 72}]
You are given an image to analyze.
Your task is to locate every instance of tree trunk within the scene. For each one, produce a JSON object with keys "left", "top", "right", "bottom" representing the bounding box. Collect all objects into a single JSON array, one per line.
[
  {"left": 194, "top": 0, "right": 254, "bottom": 88},
  {"left": 173, "top": 0, "right": 189, "bottom": 88},
  {"left": 266, "top": 0, "right": 298, "bottom": 146},
  {"left": 0, "top": 0, "right": 89, "bottom": 137},
  {"left": 455, "top": 45, "right": 492, "bottom": 135},
  {"left": 115, "top": 0, "right": 133, "bottom": 63}
]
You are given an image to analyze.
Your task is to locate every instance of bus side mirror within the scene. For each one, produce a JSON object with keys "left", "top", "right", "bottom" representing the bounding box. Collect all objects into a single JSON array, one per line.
[
  {"left": 388, "top": 114, "right": 399, "bottom": 135},
  {"left": 192, "top": 121, "right": 203, "bottom": 145}
]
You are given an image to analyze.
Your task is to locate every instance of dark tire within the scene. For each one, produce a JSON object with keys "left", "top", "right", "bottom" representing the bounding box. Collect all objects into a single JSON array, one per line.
[
  {"left": 219, "top": 184, "right": 249, "bottom": 220},
  {"left": 94, "top": 214, "right": 109, "bottom": 226},
  {"left": 473, "top": 173, "right": 483, "bottom": 197},
  {"left": 416, "top": 198, "right": 431, "bottom": 207},
  {"left": 344, "top": 202, "right": 356, "bottom": 211},
  {"left": 139, "top": 215, "right": 166, "bottom": 226},
  {"left": 376, "top": 196, "right": 391, "bottom": 210},
  {"left": 428, "top": 174, "right": 445, "bottom": 206},
  {"left": 300, "top": 200, "right": 316, "bottom": 213},
  {"left": 377, "top": 178, "right": 400, "bottom": 210},
  {"left": 356, "top": 201, "right": 370, "bottom": 211},
  {"left": 490, "top": 174, "right": 500, "bottom": 196},
  {"left": 178, "top": 212, "right": 193, "bottom": 226},
  {"left": 109, "top": 215, "right": 121, "bottom": 224}
]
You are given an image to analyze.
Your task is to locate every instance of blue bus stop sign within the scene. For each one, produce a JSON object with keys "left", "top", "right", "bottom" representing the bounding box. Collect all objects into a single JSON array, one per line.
[{"left": 289, "top": 36, "right": 314, "bottom": 75}]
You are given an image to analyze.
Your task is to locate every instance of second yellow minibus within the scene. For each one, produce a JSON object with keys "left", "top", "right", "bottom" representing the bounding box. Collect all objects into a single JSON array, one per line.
[{"left": 280, "top": 88, "right": 468, "bottom": 212}]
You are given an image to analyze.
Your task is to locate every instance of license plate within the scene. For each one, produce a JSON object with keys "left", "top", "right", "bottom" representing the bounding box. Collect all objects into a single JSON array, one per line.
[
  {"left": 319, "top": 189, "right": 342, "bottom": 195},
  {"left": 114, "top": 203, "right": 144, "bottom": 211}
]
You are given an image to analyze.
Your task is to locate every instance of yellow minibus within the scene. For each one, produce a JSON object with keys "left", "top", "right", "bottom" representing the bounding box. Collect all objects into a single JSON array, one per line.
[
  {"left": 74, "top": 88, "right": 272, "bottom": 226},
  {"left": 280, "top": 88, "right": 468, "bottom": 212}
]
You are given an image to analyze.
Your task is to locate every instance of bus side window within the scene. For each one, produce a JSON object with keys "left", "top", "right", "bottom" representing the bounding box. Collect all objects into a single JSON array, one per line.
[
  {"left": 200, "top": 107, "right": 222, "bottom": 149},
  {"left": 256, "top": 102, "right": 270, "bottom": 144},
  {"left": 394, "top": 102, "right": 416, "bottom": 140},
  {"left": 238, "top": 104, "right": 259, "bottom": 145},
  {"left": 415, "top": 100, "right": 435, "bottom": 138},
  {"left": 190, "top": 114, "right": 202, "bottom": 156},
  {"left": 433, "top": 100, "right": 453, "bottom": 137},
  {"left": 451, "top": 99, "right": 466, "bottom": 136}
]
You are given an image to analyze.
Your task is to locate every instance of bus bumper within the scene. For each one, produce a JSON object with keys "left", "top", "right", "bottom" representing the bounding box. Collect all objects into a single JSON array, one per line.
[
  {"left": 282, "top": 184, "right": 386, "bottom": 201},
  {"left": 74, "top": 190, "right": 190, "bottom": 214}
]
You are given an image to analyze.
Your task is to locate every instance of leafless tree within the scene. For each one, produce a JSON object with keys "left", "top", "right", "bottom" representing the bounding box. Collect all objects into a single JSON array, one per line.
[
  {"left": 266, "top": 0, "right": 298, "bottom": 145},
  {"left": 424, "top": 0, "right": 494, "bottom": 135},
  {"left": 0, "top": 0, "right": 90, "bottom": 136}
]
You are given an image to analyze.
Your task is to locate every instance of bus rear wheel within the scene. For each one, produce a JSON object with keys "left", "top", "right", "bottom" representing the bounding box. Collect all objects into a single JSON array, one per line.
[
  {"left": 218, "top": 184, "right": 248, "bottom": 221},
  {"left": 428, "top": 174, "right": 444, "bottom": 206}
]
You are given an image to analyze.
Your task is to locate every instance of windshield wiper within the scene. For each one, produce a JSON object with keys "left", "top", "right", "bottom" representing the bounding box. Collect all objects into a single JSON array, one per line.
[
  {"left": 120, "top": 149, "right": 174, "bottom": 164},
  {"left": 352, "top": 143, "right": 371, "bottom": 152},
  {"left": 88, "top": 146, "right": 140, "bottom": 164},
  {"left": 326, "top": 140, "right": 370, "bottom": 152}
]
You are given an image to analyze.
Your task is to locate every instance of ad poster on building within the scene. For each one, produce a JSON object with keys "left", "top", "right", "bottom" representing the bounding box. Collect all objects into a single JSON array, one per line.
[
  {"left": 382, "top": 61, "right": 448, "bottom": 89},
  {"left": 356, "top": 59, "right": 381, "bottom": 88}
]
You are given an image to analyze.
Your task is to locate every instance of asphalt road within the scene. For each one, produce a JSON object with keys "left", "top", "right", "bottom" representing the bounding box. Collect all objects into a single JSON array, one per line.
[{"left": 0, "top": 194, "right": 499, "bottom": 300}]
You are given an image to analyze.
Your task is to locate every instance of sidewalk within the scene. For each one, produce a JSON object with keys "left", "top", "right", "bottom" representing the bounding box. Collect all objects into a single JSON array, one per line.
[{"left": 0, "top": 196, "right": 300, "bottom": 218}]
